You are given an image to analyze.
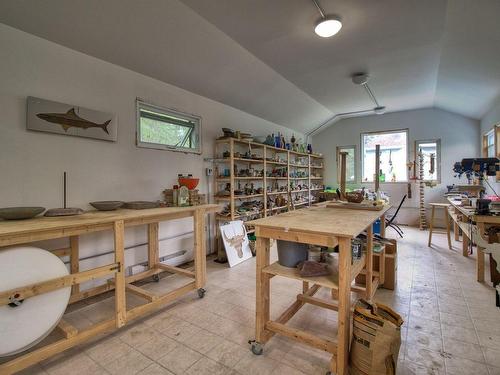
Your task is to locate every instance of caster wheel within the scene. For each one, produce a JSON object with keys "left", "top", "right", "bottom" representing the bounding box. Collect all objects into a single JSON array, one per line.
[
  {"left": 250, "top": 342, "right": 263, "bottom": 356},
  {"left": 197, "top": 288, "right": 206, "bottom": 298},
  {"left": 152, "top": 274, "right": 160, "bottom": 282}
]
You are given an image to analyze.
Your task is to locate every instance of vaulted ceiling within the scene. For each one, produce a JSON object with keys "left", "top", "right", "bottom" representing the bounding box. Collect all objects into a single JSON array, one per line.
[{"left": 0, "top": 0, "right": 499, "bottom": 134}]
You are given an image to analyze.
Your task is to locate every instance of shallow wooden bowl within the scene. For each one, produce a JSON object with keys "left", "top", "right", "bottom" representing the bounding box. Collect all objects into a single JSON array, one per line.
[
  {"left": 0, "top": 206, "right": 45, "bottom": 220},
  {"left": 90, "top": 201, "right": 124, "bottom": 211}
]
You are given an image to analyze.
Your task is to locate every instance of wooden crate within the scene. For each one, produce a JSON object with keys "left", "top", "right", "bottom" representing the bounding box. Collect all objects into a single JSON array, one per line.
[
  {"left": 355, "top": 239, "right": 397, "bottom": 290},
  {"left": 382, "top": 240, "right": 397, "bottom": 290},
  {"left": 163, "top": 189, "right": 206, "bottom": 206}
]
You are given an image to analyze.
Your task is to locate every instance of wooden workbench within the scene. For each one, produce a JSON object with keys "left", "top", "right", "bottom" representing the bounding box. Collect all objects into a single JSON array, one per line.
[
  {"left": 447, "top": 196, "right": 500, "bottom": 284},
  {"left": 248, "top": 205, "right": 390, "bottom": 375},
  {"left": 0, "top": 204, "right": 219, "bottom": 374}
]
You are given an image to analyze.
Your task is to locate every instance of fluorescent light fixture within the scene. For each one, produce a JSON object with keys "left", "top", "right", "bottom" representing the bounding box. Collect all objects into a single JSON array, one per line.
[{"left": 315, "top": 16, "right": 342, "bottom": 37}]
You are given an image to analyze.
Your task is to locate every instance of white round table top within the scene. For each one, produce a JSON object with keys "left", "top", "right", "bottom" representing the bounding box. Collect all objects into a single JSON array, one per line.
[{"left": 0, "top": 246, "right": 71, "bottom": 357}]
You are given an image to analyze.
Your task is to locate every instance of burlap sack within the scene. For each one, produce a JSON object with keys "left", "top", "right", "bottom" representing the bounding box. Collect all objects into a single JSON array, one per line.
[{"left": 349, "top": 299, "right": 404, "bottom": 375}]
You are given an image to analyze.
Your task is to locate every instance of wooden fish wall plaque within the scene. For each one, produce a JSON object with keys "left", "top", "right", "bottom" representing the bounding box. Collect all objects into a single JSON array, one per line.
[{"left": 27, "top": 96, "right": 117, "bottom": 142}]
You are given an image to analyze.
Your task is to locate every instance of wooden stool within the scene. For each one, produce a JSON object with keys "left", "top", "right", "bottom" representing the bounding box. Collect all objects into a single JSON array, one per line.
[{"left": 428, "top": 203, "right": 452, "bottom": 249}]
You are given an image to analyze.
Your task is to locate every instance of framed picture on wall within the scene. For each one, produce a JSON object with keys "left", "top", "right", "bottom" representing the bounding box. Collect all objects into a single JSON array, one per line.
[{"left": 26, "top": 96, "right": 117, "bottom": 142}]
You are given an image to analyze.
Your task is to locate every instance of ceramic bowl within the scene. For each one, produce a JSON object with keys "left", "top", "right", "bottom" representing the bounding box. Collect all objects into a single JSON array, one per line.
[
  {"left": 178, "top": 177, "right": 199, "bottom": 190},
  {"left": 44, "top": 208, "right": 84, "bottom": 217},
  {"left": 253, "top": 136, "right": 266, "bottom": 143},
  {"left": 0, "top": 206, "right": 45, "bottom": 220},
  {"left": 90, "top": 201, "right": 124, "bottom": 211},
  {"left": 124, "top": 201, "right": 159, "bottom": 209}
]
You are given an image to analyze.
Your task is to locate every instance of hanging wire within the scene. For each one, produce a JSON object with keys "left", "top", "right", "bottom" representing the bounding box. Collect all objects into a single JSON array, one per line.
[{"left": 311, "top": 0, "right": 326, "bottom": 18}]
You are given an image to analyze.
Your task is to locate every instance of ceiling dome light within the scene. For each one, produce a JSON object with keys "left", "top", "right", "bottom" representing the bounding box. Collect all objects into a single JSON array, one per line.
[{"left": 315, "top": 16, "right": 342, "bottom": 38}]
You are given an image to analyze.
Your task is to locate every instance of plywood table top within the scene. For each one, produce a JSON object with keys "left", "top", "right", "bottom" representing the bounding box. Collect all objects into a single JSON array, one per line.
[
  {"left": 0, "top": 204, "right": 220, "bottom": 238},
  {"left": 248, "top": 205, "right": 391, "bottom": 238}
]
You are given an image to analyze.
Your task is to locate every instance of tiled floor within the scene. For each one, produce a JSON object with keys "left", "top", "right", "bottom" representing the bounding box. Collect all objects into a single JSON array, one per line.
[{"left": 9, "top": 226, "right": 500, "bottom": 375}]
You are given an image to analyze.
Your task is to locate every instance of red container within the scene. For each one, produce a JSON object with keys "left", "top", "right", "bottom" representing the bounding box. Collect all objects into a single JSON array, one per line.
[{"left": 178, "top": 177, "right": 199, "bottom": 190}]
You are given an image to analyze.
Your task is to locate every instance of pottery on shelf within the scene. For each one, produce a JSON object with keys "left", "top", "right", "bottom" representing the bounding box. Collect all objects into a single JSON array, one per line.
[
  {"left": 124, "top": 201, "right": 159, "bottom": 210},
  {"left": 44, "top": 208, "right": 84, "bottom": 217},
  {"left": 178, "top": 177, "right": 199, "bottom": 190},
  {"left": 0, "top": 206, "right": 45, "bottom": 220},
  {"left": 90, "top": 201, "right": 124, "bottom": 211}
]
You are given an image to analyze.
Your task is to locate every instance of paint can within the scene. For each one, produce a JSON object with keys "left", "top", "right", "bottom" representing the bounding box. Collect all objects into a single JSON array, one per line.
[
  {"left": 276, "top": 240, "right": 308, "bottom": 268},
  {"left": 308, "top": 247, "right": 322, "bottom": 262}
]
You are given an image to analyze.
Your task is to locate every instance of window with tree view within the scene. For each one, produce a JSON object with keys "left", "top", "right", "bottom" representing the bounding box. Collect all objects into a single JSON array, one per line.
[
  {"left": 362, "top": 130, "right": 408, "bottom": 182},
  {"left": 136, "top": 101, "right": 201, "bottom": 154}
]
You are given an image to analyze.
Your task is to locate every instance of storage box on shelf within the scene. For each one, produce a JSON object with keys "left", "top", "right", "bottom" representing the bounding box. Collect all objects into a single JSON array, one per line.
[{"left": 213, "top": 138, "right": 324, "bottom": 259}]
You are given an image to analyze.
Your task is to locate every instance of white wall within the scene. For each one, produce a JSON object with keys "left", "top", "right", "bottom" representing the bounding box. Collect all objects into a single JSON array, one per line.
[
  {"left": 312, "top": 108, "right": 480, "bottom": 226},
  {"left": 480, "top": 96, "right": 500, "bottom": 195},
  {"left": 0, "top": 24, "right": 302, "bottom": 276}
]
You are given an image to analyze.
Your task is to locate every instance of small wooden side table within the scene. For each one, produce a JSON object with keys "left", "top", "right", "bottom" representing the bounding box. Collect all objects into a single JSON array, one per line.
[{"left": 428, "top": 203, "right": 452, "bottom": 249}]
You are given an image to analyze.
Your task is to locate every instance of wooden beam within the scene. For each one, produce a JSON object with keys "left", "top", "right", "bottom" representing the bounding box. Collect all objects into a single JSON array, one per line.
[
  {"left": 266, "top": 321, "right": 338, "bottom": 354},
  {"left": 337, "top": 237, "right": 352, "bottom": 375},
  {"left": 297, "top": 294, "right": 338, "bottom": 311},
  {"left": 69, "top": 283, "right": 114, "bottom": 304},
  {"left": 50, "top": 247, "right": 71, "bottom": 257},
  {"left": 374, "top": 144, "right": 380, "bottom": 192},
  {"left": 69, "top": 236, "right": 80, "bottom": 295},
  {"left": 156, "top": 263, "right": 195, "bottom": 278},
  {"left": 56, "top": 319, "right": 78, "bottom": 339},
  {"left": 256, "top": 237, "right": 271, "bottom": 344},
  {"left": 0, "top": 263, "right": 119, "bottom": 306},
  {"left": 339, "top": 151, "right": 348, "bottom": 199},
  {"left": 350, "top": 284, "right": 366, "bottom": 295},
  {"left": 366, "top": 225, "right": 374, "bottom": 300},
  {"left": 0, "top": 319, "right": 116, "bottom": 375},
  {"left": 380, "top": 213, "right": 386, "bottom": 237},
  {"left": 148, "top": 223, "right": 159, "bottom": 269},
  {"left": 126, "top": 284, "right": 157, "bottom": 302},
  {"left": 194, "top": 209, "right": 207, "bottom": 288},
  {"left": 113, "top": 220, "right": 126, "bottom": 328},
  {"left": 256, "top": 226, "right": 339, "bottom": 247},
  {"left": 126, "top": 282, "right": 196, "bottom": 321},
  {"left": 107, "top": 280, "right": 158, "bottom": 302},
  {"left": 276, "top": 284, "right": 320, "bottom": 325},
  {"left": 126, "top": 268, "right": 162, "bottom": 284}
]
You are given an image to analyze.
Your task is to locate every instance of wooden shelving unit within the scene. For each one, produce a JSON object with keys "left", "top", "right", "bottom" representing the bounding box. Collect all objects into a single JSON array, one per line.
[
  {"left": 212, "top": 138, "right": 324, "bottom": 258},
  {"left": 213, "top": 138, "right": 324, "bottom": 221}
]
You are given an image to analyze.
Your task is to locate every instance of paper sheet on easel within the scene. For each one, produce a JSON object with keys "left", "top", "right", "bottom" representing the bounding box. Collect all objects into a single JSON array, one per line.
[{"left": 220, "top": 220, "right": 252, "bottom": 267}]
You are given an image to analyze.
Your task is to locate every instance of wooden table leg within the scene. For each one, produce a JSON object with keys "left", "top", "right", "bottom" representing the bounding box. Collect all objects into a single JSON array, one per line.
[
  {"left": 379, "top": 247, "right": 386, "bottom": 285},
  {"left": 69, "top": 236, "right": 80, "bottom": 295},
  {"left": 303, "top": 281, "right": 309, "bottom": 293},
  {"left": 336, "top": 237, "right": 352, "bottom": 375},
  {"left": 255, "top": 236, "right": 270, "bottom": 344},
  {"left": 428, "top": 206, "right": 435, "bottom": 247},
  {"left": 380, "top": 213, "right": 386, "bottom": 238},
  {"left": 114, "top": 220, "right": 126, "bottom": 328},
  {"left": 477, "top": 247, "right": 485, "bottom": 282},
  {"left": 366, "top": 225, "right": 373, "bottom": 300},
  {"left": 477, "top": 223, "right": 485, "bottom": 282},
  {"left": 148, "top": 223, "right": 159, "bottom": 270},
  {"left": 445, "top": 208, "right": 452, "bottom": 250},
  {"left": 453, "top": 208, "right": 460, "bottom": 241},
  {"left": 194, "top": 209, "right": 207, "bottom": 289},
  {"left": 463, "top": 234, "right": 469, "bottom": 257}
]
